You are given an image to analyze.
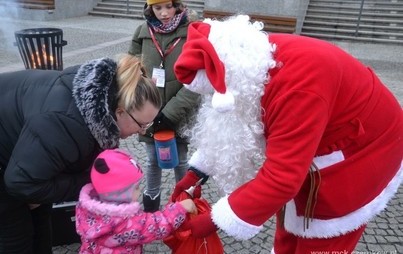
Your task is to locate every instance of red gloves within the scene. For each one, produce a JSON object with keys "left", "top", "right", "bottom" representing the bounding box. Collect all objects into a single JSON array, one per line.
[
  {"left": 180, "top": 212, "right": 218, "bottom": 238},
  {"left": 171, "top": 170, "right": 202, "bottom": 201},
  {"left": 172, "top": 168, "right": 216, "bottom": 238}
]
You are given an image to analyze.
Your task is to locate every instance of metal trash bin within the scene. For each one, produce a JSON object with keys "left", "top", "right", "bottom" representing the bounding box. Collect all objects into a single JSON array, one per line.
[{"left": 14, "top": 28, "right": 67, "bottom": 70}]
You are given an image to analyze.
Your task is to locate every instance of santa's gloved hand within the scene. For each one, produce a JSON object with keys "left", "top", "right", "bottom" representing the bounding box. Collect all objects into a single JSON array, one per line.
[
  {"left": 171, "top": 167, "right": 208, "bottom": 201},
  {"left": 180, "top": 212, "right": 218, "bottom": 238}
]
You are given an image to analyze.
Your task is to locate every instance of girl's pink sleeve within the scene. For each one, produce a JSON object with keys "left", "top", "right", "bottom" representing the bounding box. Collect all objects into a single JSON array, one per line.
[
  {"left": 77, "top": 202, "right": 187, "bottom": 249},
  {"left": 134, "top": 202, "right": 187, "bottom": 244}
]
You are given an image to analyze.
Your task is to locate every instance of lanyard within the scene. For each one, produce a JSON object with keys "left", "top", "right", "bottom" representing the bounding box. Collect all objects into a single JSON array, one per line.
[{"left": 148, "top": 26, "right": 181, "bottom": 68}]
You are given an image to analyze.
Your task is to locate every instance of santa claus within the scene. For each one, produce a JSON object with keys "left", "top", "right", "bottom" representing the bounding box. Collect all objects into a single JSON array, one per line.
[{"left": 171, "top": 15, "right": 403, "bottom": 253}]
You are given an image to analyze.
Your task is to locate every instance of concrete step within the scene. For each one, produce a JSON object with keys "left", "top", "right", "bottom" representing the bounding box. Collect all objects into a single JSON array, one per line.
[
  {"left": 302, "top": 32, "right": 403, "bottom": 45},
  {"left": 304, "top": 15, "right": 403, "bottom": 26},
  {"left": 307, "top": 9, "right": 403, "bottom": 18},
  {"left": 309, "top": 3, "right": 403, "bottom": 12},
  {"left": 96, "top": 0, "right": 203, "bottom": 8},
  {"left": 302, "top": 0, "right": 403, "bottom": 44},
  {"left": 97, "top": 2, "right": 145, "bottom": 9},
  {"left": 302, "top": 25, "right": 403, "bottom": 38},
  {"left": 89, "top": 0, "right": 205, "bottom": 20},
  {"left": 310, "top": 0, "right": 403, "bottom": 6},
  {"left": 92, "top": 6, "right": 143, "bottom": 15},
  {"left": 88, "top": 10, "right": 143, "bottom": 19},
  {"left": 304, "top": 13, "right": 403, "bottom": 24},
  {"left": 303, "top": 20, "right": 403, "bottom": 32}
]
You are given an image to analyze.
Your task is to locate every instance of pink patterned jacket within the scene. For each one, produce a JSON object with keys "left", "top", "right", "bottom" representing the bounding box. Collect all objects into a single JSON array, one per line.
[{"left": 76, "top": 183, "right": 187, "bottom": 254}]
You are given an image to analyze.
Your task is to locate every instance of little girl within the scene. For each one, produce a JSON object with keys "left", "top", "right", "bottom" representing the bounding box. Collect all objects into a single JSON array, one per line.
[{"left": 75, "top": 149, "right": 196, "bottom": 254}]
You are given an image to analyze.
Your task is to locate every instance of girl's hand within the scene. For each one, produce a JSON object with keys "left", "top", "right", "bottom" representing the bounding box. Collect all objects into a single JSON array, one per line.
[{"left": 179, "top": 199, "right": 197, "bottom": 214}]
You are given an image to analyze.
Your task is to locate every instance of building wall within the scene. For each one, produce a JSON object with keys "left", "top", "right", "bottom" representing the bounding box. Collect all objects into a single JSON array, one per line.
[
  {"left": 14, "top": 0, "right": 99, "bottom": 21},
  {"left": 204, "top": 0, "right": 310, "bottom": 34}
]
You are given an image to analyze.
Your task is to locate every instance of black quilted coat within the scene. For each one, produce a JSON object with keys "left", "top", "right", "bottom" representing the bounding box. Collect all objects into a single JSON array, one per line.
[{"left": 0, "top": 58, "right": 120, "bottom": 212}]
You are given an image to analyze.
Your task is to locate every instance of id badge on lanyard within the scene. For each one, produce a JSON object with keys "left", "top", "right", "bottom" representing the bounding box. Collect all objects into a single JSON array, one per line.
[
  {"left": 152, "top": 66, "right": 166, "bottom": 88},
  {"left": 149, "top": 27, "right": 181, "bottom": 88}
]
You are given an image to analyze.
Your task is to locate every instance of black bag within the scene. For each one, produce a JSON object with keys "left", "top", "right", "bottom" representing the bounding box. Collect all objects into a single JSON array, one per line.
[{"left": 51, "top": 201, "right": 80, "bottom": 246}]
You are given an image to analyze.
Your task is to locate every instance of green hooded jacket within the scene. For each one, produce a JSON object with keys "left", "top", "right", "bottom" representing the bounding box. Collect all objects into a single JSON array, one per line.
[{"left": 128, "top": 22, "right": 200, "bottom": 143}]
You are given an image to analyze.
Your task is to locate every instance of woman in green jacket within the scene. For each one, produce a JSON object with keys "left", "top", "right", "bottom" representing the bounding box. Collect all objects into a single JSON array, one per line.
[{"left": 128, "top": 0, "right": 200, "bottom": 212}]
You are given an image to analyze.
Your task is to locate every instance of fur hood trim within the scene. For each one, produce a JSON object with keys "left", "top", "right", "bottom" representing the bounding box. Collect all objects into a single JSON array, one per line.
[
  {"left": 73, "top": 58, "right": 120, "bottom": 149},
  {"left": 78, "top": 183, "right": 142, "bottom": 217}
]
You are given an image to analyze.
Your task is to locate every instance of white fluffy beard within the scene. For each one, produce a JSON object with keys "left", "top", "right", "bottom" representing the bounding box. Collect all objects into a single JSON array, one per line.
[
  {"left": 190, "top": 94, "right": 266, "bottom": 195},
  {"left": 184, "top": 15, "right": 276, "bottom": 195}
]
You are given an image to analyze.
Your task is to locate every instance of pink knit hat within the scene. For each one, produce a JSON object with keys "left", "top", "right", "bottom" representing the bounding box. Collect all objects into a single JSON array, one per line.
[{"left": 91, "top": 149, "right": 143, "bottom": 203}]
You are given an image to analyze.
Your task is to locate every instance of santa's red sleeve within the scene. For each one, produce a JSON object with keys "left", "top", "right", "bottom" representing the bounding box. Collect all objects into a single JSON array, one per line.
[
  {"left": 209, "top": 34, "right": 403, "bottom": 240},
  {"left": 211, "top": 89, "right": 330, "bottom": 239}
]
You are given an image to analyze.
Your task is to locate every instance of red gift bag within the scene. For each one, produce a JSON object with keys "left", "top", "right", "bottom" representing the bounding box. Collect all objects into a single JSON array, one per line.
[{"left": 163, "top": 192, "right": 224, "bottom": 254}]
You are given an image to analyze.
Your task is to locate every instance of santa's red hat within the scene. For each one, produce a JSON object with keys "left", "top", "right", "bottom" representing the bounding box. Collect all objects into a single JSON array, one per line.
[{"left": 174, "top": 22, "right": 235, "bottom": 112}]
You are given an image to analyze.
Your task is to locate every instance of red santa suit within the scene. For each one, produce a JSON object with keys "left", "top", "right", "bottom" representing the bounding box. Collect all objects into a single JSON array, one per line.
[{"left": 174, "top": 15, "right": 403, "bottom": 253}]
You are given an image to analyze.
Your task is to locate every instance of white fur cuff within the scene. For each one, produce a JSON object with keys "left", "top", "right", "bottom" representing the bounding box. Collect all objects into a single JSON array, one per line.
[
  {"left": 188, "top": 150, "right": 209, "bottom": 174},
  {"left": 284, "top": 163, "right": 403, "bottom": 238},
  {"left": 212, "top": 196, "right": 263, "bottom": 240}
]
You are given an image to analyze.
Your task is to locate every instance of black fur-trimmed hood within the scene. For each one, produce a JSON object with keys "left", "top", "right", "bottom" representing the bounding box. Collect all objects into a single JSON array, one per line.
[{"left": 72, "top": 58, "right": 120, "bottom": 149}]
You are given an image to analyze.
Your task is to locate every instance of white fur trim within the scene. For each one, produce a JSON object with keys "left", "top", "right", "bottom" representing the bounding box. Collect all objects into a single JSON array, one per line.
[
  {"left": 212, "top": 91, "right": 235, "bottom": 113},
  {"left": 313, "top": 151, "right": 344, "bottom": 169},
  {"left": 186, "top": 15, "right": 270, "bottom": 194},
  {"left": 284, "top": 163, "right": 403, "bottom": 238},
  {"left": 78, "top": 183, "right": 142, "bottom": 217},
  {"left": 185, "top": 70, "right": 214, "bottom": 95},
  {"left": 211, "top": 196, "right": 263, "bottom": 240},
  {"left": 271, "top": 248, "right": 275, "bottom": 254},
  {"left": 188, "top": 150, "right": 209, "bottom": 174}
]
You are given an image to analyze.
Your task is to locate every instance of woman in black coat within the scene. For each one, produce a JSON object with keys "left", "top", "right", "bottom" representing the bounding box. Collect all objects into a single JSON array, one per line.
[{"left": 0, "top": 54, "right": 161, "bottom": 254}]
